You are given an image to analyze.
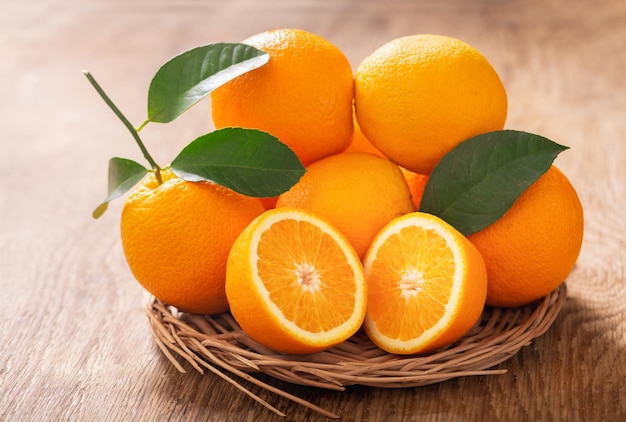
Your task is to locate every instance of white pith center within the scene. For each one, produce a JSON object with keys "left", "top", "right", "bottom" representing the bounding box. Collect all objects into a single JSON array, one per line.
[
  {"left": 294, "top": 262, "right": 321, "bottom": 292},
  {"left": 399, "top": 267, "right": 424, "bottom": 299}
]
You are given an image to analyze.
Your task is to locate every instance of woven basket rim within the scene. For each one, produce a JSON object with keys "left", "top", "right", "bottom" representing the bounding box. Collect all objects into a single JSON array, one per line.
[{"left": 146, "top": 283, "right": 566, "bottom": 418}]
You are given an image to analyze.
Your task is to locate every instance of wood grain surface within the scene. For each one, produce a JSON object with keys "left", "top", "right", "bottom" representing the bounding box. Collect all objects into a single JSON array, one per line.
[{"left": 1, "top": 0, "right": 624, "bottom": 420}]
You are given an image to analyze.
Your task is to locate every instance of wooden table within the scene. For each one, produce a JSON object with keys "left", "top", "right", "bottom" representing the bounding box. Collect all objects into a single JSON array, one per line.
[{"left": 2, "top": 0, "right": 625, "bottom": 420}]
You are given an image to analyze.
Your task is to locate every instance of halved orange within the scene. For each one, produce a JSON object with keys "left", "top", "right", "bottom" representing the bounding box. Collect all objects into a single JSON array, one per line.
[
  {"left": 225, "top": 208, "right": 367, "bottom": 354},
  {"left": 363, "top": 212, "right": 487, "bottom": 355}
]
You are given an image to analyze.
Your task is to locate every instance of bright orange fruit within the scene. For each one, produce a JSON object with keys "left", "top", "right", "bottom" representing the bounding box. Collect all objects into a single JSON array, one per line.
[
  {"left": 355, "top": 34, "right": 507, "bottom": 175},
  {"left": 211, "top": 28, "right": 354, "bottom": 166},
  {"left": 363, "top": 212, "right": 487, "bottom": 354},
  {"left": 225, "top": 208, "right": 367, "bottom": 354},
  {"left": 120, "top": 170, "right": 264, "bottom": 315},
  {"left": 468, "top": 165, "right": 584, "bottom": 307},
  {"left": 276, "top": 152, "right": 416, "bottom": 260}
]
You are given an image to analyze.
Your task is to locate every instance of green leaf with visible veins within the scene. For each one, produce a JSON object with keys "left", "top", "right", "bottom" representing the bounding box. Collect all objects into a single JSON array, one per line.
[
  {"left": 419, "top": 130, "right": 569, "bottom": 235},
  {"left": 170, "top": 127, "right": 306, "bottom": 198},
  {"left": 92, "top": 157, "right": 147, "bottom": 219},
  {"left": 147, "top": 43, "right": 269, "bottom": 124}
]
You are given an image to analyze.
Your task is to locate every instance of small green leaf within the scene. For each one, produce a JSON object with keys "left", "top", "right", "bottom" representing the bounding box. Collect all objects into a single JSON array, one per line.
[
  {"left": 92, "top": 157, "right": 148, "bottom": 219},
  {"left": 419, "top": 130, "right": 569, "bottom": 235},
  {"left": 170, "top": 127, "right": 306, "bottom": 198},
  {"left": 147, "top": 43, "right": 269, "bottom": 124}
]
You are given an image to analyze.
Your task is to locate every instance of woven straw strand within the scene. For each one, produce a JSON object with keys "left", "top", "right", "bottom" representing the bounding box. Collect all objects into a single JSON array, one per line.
[{"left": 145, "top": 283, "right": 567, "bottom": 418}]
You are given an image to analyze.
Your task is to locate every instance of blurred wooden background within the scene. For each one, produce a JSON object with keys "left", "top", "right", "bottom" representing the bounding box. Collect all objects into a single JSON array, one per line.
[{"left": 1, "top": 0, "right": 625, "bottom": 420}]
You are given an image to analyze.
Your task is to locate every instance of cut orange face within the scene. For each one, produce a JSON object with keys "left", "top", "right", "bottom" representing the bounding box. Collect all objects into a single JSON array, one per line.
[
  {"left": 363, "top": 212, "right": 487, "bottom": 355},
  {"left": 225, "top": 208, "right": 367, "bottom": 354}
]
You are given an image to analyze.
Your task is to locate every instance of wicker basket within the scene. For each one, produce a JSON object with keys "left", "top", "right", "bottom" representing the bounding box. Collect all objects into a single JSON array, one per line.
[{"left": 146, "top": 283, "right": 567, "bottom": 418}]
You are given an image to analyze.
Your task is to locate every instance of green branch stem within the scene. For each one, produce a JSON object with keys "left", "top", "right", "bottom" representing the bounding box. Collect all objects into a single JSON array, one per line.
[{"left": 82, "top": 70, "right": 162, "bottom": 184}]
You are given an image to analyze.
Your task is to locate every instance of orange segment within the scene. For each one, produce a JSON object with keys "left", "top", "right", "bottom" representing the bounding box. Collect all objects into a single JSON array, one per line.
[
  {"left": 363, "top": 212, "right": 487, "bottom": 355},
  {"left": 226, "top": 208, "right": 367, "bottom": 354}
]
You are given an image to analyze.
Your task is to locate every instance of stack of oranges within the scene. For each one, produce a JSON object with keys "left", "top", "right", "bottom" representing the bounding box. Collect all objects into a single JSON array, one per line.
[{"left": 121, "top": 29, "right": 583, "bottom": 356}]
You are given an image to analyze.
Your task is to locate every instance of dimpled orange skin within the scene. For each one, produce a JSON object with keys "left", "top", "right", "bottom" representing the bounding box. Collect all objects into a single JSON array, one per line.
[
  {"left": 354, "top": 34, "right": 508, "bottom": 175},
  {"left": 276, "top": 152, "right": 416, "bottom": 260},
  {"left": 467, "top": 166, "right": 584, "bottom": 307},
  {"left": 211, "top": 28, "right": 354, "bottom": 166},
  {"left": 120, "top": 172, "right": 265, "bottom": 315}
]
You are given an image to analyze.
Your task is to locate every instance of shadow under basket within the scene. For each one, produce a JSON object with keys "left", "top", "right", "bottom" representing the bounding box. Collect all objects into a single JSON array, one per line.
[{"left": 145, "top": 283, "right": 567, "bottom": 419}]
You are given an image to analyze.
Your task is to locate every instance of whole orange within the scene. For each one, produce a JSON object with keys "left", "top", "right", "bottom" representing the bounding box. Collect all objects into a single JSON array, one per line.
[
  {"left": 345, "top": 116, "right": 430, "bottom": 209},
  {"left": 211, "top": 28, "right": 354, "bottom": 166},
  {"left": 276, "top": 152, "right": 416, "bottom": 259},
  {"left": 120, "top": 171, "right": 265, "bottom": 314},
  {"left": 354, "top": 34, "right": 508, "bottom": 175},
  {"left": 467, "top": 165, "right": 584, "bottom": 307}
]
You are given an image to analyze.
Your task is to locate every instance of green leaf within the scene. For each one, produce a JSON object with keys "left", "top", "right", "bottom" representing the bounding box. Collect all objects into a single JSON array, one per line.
[
  {"left": 419, "top": 130, "right": 569, "bottom": 235},
  {"left": 147, "top": 43, "right": 269, "bottom": 124},
  {"left": 170, "top": 127, "right": 306, "bottom": 198},
  {"left": 92, "top": 157, "right": 148, "bottom": 219}
]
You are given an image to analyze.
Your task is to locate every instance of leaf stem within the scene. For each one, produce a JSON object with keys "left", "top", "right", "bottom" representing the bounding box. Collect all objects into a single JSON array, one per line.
[
  {"left": 82, "top": 70, "right": 162, "bottom": 184},
  {"left": 136, "top": 119, "right": 150, "bottom": 133}
]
